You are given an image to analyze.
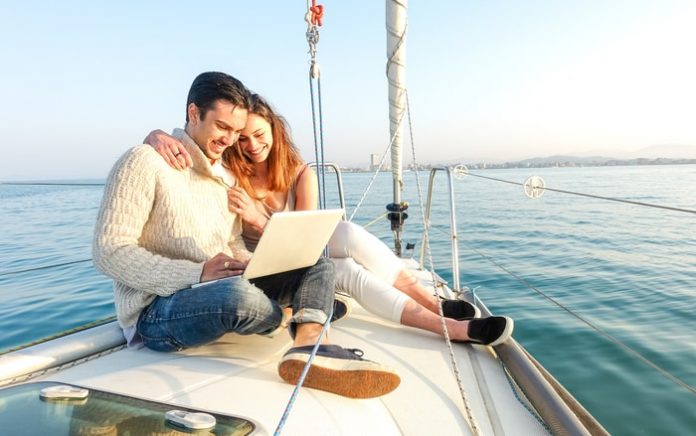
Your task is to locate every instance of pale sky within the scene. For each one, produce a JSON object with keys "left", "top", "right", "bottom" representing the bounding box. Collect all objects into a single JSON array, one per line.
[{"left": 1, "top": 1, "right": 695, "bottom": 180}]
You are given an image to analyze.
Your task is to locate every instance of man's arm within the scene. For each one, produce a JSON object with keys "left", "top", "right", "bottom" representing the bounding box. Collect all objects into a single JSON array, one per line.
[
  {"left": 92, "top": 146, "right": 203, "bottom": 295},
  {"left": 228, "top": 215, "right": 253, "bottom": 262}
]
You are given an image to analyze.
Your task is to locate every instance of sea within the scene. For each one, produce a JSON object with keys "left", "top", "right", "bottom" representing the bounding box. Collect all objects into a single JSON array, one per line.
[{"left": 1, "top": 164, "right": 695, "bottom": 435}]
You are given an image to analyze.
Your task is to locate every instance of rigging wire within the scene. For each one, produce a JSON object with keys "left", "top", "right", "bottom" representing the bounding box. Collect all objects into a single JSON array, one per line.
[
  {"left": 460, "top": 239, "right": 696, "bottom": 396},
  {"left": 456, "top": 168, "right": 696, "bottom": 395},
  {"left": 348, "top": 109, "right": 407, "bottom": 222},
  {"left": 306, "top": 0, "right": 327, "bottom": 210},
  {"left": 308, "top": 72, "right": 327, "bottom": 209},
  {"left": 465, "top": 172, "right": 696, "bottom": 215}
]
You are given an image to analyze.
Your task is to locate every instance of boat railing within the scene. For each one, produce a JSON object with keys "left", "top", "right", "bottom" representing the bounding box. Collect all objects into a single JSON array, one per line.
[
  {"left": 419, "top": 166, "right": 461, "bottom": 291},
  {"left": 0, "top": 322, "right": 125, "bottom": 388},
  {"left": 308, "top": 162, "right": 347, "bottom": 220}
]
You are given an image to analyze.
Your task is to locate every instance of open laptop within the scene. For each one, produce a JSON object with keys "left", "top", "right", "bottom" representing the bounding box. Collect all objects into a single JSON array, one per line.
[{"left": 192, "top": 208, "right": 344, "bottom": 287}]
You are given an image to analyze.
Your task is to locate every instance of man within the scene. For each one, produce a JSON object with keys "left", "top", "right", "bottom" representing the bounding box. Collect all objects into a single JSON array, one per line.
[{"left": 93, "top": 71, "right": 399, "bottom": 398}]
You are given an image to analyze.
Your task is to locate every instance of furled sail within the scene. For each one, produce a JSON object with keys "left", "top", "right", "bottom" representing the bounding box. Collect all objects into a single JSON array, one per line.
[{"left": 386, "top": 0, "right": 408, "bottom": 254}]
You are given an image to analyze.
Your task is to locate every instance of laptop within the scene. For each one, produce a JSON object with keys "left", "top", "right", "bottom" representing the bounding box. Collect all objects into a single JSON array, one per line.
[{"left": 192, "top": 208, "right": 344, "bottom": 287}]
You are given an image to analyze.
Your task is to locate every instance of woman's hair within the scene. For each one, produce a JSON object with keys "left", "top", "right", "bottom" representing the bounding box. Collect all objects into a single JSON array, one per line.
[{"left": 223, "top": 93, "right": 304, "bottom": 198}]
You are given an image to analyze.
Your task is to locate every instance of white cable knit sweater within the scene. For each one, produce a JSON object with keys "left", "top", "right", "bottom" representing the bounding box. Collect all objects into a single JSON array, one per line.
[{"left": 93, "top": 129, "right": 250, "bottom": 329}]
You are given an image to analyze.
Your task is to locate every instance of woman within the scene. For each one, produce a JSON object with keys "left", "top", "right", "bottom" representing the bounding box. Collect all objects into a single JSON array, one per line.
[{"left": 145, "top": 94, "right": 513, "bottom": 345}]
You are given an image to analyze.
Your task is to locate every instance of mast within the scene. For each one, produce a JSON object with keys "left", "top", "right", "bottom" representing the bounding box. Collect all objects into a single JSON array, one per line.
[{"left": 386, "top": 0, "right": 408, "bottom": 255}]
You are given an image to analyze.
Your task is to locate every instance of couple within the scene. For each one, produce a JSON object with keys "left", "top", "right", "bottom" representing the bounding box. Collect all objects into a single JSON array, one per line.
[{"left": 94, "top": 71, "right": 514, "bottom": 400}]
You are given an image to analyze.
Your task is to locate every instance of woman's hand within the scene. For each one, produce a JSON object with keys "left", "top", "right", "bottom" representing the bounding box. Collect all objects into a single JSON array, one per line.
[
  {"left": 228, "top": 187, "right": 267, "bottom": 231},
  {"left": 143, "top": 129, "right": 192, "bottom": 170}
]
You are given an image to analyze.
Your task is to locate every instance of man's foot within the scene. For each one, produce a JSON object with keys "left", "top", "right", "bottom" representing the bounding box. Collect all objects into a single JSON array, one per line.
[
  {"left": 464, "top": 316, "right": 514, "bottom": 346},
  {"left": 331, "top": 293, "right": 352, "bottom": 323},
  {"left": 278, "top": 345, "right": 401, "bottom": 398},
  {"left": 441, "top": 299, "right": 481, "bottom": 320}
]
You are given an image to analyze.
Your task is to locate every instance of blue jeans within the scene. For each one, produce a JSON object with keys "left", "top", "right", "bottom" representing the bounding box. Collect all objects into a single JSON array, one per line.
[{"left": 137, "top": 258, "right": 335, "bottom": 352}]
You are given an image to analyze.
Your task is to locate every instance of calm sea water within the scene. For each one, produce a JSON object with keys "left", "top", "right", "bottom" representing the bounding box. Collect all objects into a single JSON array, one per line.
[{"left": 1, "top": 165, "right": 695, "bottom": 435}]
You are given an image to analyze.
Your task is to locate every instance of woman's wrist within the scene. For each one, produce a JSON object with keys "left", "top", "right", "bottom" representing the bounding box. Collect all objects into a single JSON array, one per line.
[{"left": 253, "top": 214, "right": 268, "bottom": 232}]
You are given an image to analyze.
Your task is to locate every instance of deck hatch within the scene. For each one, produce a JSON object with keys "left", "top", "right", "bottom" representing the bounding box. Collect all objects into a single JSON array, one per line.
[{"left": 0, "top": 381, "right": 255, "bottom": 435}]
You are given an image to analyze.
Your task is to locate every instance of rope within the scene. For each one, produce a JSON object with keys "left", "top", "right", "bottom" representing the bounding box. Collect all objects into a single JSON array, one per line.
[
  {"left": 0, "top": 258, "right": 92, "bottom": 277},
  {"left": 466, "top": 172, "right": 696, "bottom": 215},
  {"left": 405, "top": 92, "right": 481, "bottom": 435},
  {"left": 308, "top": 0, "right": 324, "bottom": 26},
  {"left": 460, "top": 239, "right": 696, "bottom": 396},
  {"left": 273, "top": 305, "right": 333, "bottom": 435},
  {"left": 361, "top": 211, "right": 389, "bottom": 229}
]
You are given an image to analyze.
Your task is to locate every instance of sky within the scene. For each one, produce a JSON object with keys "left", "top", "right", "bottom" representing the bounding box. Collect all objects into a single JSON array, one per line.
[{"left": 1, "top": 0, "right": 695, "bottom": 180}]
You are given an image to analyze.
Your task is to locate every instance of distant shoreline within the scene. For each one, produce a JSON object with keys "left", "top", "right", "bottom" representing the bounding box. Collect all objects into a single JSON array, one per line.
[
  {"left": 342, "top": 158, "right": 696, "bottom": 173},
  {"left": 2, "top": 160, "right": 696, "bottom": 182}
]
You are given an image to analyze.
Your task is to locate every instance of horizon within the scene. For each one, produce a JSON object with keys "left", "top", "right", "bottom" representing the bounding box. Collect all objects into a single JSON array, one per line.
[
  {"left": 4, "top": 159, "right": 696, "bottom": 184},
  {"left": 1, "top": 1, "right": 695, "bottom": 179}
]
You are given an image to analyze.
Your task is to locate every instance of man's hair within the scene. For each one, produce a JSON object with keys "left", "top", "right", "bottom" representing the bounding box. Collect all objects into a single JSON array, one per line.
[{"left": 186, "top": 72, "right": 250, "bottom": 122}]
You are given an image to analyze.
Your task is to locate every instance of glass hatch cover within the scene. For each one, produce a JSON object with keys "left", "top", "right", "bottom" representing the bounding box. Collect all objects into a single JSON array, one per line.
[{"left": 0, "top": 381, "right": 255, "bottom": 435}]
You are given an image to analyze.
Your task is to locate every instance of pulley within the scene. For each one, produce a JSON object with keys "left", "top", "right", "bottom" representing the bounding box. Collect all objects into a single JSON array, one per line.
[
  {"left": 453, "top": 163, "right": 469, "bottom": 180},
  {"left": 523, "top": 175, "right": 546, "bottom": 198}
]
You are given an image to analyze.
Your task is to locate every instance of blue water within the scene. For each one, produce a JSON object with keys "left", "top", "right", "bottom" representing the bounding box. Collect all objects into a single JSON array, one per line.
[{"left": 1, "top": 166, "right": 695, "bottom": 435}]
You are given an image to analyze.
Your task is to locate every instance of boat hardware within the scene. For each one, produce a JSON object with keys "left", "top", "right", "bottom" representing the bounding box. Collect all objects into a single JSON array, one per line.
[
  {"left": 165, "top": 410, "right": 216, "bottom": 430},
  {"left": 39, "top": 385, "right": 89, "bottom": 400}
]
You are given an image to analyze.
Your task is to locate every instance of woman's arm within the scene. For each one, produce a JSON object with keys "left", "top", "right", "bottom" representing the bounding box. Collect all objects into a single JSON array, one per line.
[
  {"left": 294, "top": 165, "right": 319, "bottom": 211},
  {"left": 228, "top": 164, "right": 317, "bottom": 235},
  {"left": 143, "top": 129, "right": 192, "bottom": 170}
]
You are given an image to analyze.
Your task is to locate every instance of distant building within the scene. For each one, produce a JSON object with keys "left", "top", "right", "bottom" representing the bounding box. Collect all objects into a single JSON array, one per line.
[{"left": 369, "top": 153, "right": 380, "bottom": 171}]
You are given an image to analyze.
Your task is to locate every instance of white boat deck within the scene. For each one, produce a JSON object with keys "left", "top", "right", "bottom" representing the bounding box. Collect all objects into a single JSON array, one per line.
[{"left": 24, "top": 265, "right": 549, "bottom": 435}]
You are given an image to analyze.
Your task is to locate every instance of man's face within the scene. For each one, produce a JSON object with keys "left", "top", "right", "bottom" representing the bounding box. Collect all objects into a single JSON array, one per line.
[{"left": 186, "top": 100, "right": 248, "bottom": 163}]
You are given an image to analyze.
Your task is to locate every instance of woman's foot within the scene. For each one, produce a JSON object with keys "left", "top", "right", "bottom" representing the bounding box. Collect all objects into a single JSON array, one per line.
[
  {"left": 460, "top": 316, "right": 514, "bottom": 346},
  {"left": 441, "top": 299, "right": 480, "bottom": 320}
]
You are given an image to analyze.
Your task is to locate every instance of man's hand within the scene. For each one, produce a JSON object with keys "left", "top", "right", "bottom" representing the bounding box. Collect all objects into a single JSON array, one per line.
[{"left": 200, "top": 253, "right": 248, "bottom": 282}]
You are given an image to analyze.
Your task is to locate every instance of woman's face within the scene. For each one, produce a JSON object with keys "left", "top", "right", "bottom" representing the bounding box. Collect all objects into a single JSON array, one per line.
[{"left": 238, "top": 113, "right": 273, "bottom": 164}]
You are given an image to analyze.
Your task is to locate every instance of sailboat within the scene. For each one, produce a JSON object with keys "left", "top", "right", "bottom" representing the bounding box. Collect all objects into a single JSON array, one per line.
[{"left": 0, "top": 2, "right": 607, "bottom": 434}]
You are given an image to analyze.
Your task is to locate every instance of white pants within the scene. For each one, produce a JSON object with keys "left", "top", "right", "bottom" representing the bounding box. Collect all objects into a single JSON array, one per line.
[{"left": 328, "top": 221, "right": 409, "bottom": 323}]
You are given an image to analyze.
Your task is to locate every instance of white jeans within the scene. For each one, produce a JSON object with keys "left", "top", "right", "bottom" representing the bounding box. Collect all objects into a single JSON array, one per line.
[{"left": 328, "top": 221, "right": 410, "bottom": 323}]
